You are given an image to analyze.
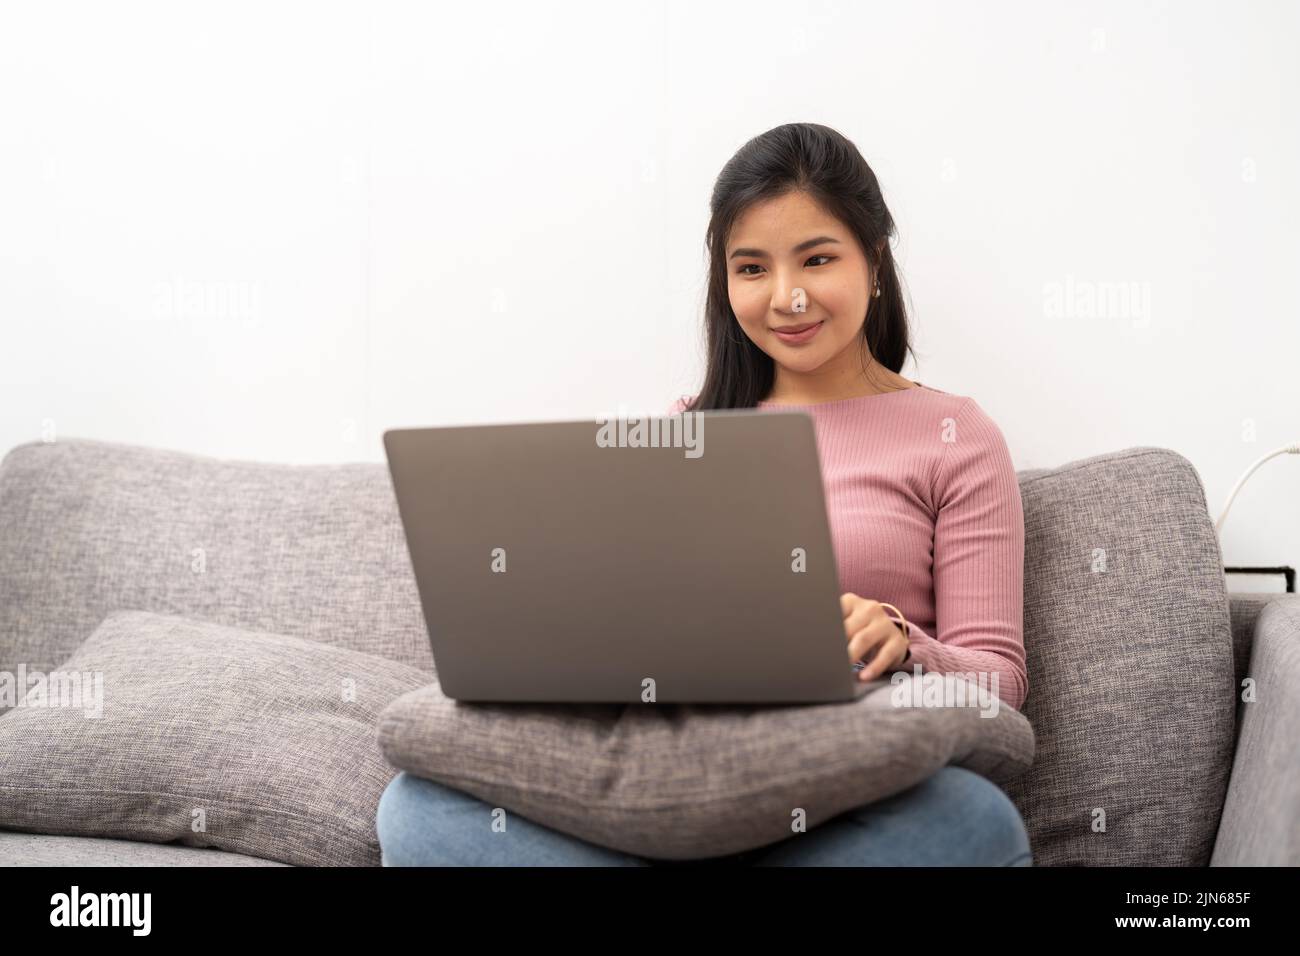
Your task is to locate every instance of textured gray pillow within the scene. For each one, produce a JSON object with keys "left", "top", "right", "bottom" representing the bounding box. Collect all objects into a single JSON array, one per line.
[
  {"left": 377, "top": 674, "right": 1035, "bottom": 860},
  {"left": 1005, "top": 447, "right": 1235, "bottom": 866},
  {"left": 0, "top": 610, "right": 431, "bottom": 866}
]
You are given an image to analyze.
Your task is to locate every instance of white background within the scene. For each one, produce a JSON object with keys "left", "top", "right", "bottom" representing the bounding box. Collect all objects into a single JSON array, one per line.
[{"left": 1, "top": 0, "right": 1296, "bottom": 579}]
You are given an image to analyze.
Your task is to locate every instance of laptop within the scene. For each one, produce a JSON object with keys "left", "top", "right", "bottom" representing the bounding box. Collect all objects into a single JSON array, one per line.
[{"left": 383, "top": 409, "right": 877, "bottom": 704}]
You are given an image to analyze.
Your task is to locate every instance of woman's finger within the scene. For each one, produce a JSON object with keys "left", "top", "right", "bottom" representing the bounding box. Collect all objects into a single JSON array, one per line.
[
  {"left": 846, "top": 618, "right": 891, "bottom": 664},
  {"left": 842, "top": 599, "right": 879, "bottom": 645},
  {"left": 858, "top": 631, "right": 908, "bottom": 682}
]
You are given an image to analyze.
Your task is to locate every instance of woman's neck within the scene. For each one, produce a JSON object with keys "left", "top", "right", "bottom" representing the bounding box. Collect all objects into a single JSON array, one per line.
[{"left": 765, "top": 360, "right": 916, "bottom": 405}]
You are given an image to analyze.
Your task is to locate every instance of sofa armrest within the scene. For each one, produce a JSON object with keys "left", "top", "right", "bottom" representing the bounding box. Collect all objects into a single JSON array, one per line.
[{"left": 1211, "top": 594, "right": 1300, "bottom": 865}]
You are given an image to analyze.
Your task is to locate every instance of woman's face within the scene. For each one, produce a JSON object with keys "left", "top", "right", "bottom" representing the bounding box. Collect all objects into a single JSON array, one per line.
[{"left": 725, "top": 190, "right": 876, "bottom": 384}]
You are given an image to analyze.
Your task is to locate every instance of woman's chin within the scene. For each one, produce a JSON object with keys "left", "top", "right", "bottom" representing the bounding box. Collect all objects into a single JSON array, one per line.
[{"left": 769, "top": 353, "right": 827, "bottom": 375}]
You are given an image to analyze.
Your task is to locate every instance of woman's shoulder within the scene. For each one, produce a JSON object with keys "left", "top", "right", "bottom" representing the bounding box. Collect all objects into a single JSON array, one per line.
[
  {"left": 907, "top": 384, "right": 1016, "bottom": 474},
  {"left": 931, "top": 390, "right": 1017, "bottom": 483},
  {"left": 665, "top": 394, "right": 696, "bottom": 415},
  {"left": 914, "top": 383, "right": 998, "bottom": 425}
]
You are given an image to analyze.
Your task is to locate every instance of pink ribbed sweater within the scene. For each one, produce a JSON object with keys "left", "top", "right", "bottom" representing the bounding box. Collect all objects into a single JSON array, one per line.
[{"left": 668, "top": 383, "right": 1028, "bottom": 711}]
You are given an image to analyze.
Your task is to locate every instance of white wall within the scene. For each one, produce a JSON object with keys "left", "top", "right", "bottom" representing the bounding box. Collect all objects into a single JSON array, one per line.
[{"left": 1, "top": 0, "right": 1296, "bottom": 579}]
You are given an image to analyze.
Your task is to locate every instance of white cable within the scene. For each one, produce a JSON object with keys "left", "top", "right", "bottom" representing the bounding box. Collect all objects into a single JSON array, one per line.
[{"left": 1216, "top": 442, "right": 1300, "bottom": 535}]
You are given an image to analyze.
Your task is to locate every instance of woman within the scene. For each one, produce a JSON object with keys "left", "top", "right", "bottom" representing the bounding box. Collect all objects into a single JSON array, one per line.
[{"left": 378, "top": 123, "right": 1033, "bottom": 866}]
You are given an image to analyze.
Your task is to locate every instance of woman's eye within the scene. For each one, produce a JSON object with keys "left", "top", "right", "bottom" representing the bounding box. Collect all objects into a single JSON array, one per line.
[{"left": 736, "top": 256, "right": 834, "bottom": 276}]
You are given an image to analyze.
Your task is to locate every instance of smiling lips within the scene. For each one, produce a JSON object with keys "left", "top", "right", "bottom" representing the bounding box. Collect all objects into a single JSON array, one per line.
[{"left": 772, "top": 320, "right": 825, "bottom": 344}]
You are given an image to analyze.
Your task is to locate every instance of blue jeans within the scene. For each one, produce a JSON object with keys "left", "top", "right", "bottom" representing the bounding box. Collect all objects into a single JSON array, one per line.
[{"left": 376, "top": 765, "right": 1033, "bottom": 866}]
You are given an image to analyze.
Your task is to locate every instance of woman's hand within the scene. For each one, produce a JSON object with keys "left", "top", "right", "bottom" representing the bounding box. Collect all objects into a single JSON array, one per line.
[{"left": 841, "top": 592, "right": 911, "bottom": 682}]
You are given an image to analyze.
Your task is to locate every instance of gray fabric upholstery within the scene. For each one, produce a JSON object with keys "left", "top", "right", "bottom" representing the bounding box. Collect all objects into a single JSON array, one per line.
[
  {"left": 377, "top": 674, "right": 1035, "bottom": 860},
  {"left": 1211, "top": 595, "right": 1300, "bottom": 866},
  {"left": 1226, "top": 593, "right": 1277, "bottom": 717},
  {"left": 0, "top": 610, "right": 430, "bottom": 866},
  {"left": 0, "top": 438, "right": 1275, "bottom": 865},
  {"left": 0, "top": 831, "right": 289, "bottom": 866},
  {"left": 0, "top": 438, "right": 434, "bottom": 715},
  {"left": 1002, "top": 447, "right": 1235, "bottom": 866}
]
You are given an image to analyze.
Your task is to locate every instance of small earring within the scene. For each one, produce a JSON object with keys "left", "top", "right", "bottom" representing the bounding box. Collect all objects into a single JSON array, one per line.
[{"left": 873, "top": 279, "right": 881, "bottom": 298}]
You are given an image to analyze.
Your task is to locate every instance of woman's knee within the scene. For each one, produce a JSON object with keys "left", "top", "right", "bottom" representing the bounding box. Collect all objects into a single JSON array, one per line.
[
  {"left": 923, "top": 766, "right": 1033, "bottom": 866},
  {"left": 376, "top": 772, "right": 487, "bottom": 866},
  {"left": 376, "top": 772, "right": 652, "bottom": 867},
  {"left": 841, "top": 765, "right": 1032, "bottom": 866}
]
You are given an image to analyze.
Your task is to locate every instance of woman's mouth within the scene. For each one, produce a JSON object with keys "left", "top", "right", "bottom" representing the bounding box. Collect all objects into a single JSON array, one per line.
[{"left": 771, "top": 320, "right": 824, "bottom": 345}]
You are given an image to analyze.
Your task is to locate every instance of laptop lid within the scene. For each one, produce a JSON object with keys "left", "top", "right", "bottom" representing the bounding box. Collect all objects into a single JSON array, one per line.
[{"left": 384, "top": 410, "right": 866, "bottom": 703}]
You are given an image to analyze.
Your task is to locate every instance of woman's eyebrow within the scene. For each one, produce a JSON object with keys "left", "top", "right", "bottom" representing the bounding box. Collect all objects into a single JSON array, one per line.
[{"left": 728, "top": 236, "right": 841, "bottom": 260}]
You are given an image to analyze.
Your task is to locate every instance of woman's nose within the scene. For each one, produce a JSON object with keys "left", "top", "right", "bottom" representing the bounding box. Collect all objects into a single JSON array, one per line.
[{"left": 769, "top": 275, "right": 805, "bottom": 314}]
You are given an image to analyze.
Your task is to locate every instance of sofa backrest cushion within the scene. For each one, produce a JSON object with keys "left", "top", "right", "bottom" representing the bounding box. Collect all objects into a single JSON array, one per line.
[
  {"left": 1006, "top": 447, "right": 1235, "bottom": 865},
  {"left": 0, "top": 438, "right": 433, "bottom": 710}
]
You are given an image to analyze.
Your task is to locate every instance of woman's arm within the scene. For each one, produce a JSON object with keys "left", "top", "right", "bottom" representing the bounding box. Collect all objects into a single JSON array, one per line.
[{"left": 903, "top": 398, "right": 1029, "bottom": 711}]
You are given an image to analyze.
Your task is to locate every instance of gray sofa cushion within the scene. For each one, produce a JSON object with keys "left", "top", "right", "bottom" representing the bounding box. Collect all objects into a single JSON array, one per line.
[
  {"left": 0, "top": 610, "right": 430, "bottom": 866},
  {"left": 0, "top": 831, "right": 289, "bottom": 866},
  {"left": 0, "top": 438, "right": 434, "bottom": 716},
  {"left": 1004, "top": 447, "right": 1235, "bottom": 866},
  {"left": 1211, "top": 595, "right": 1300, "bottom": 866},
  {"left": 377, "top": 673, "right": 1035, "bottom": 860}
]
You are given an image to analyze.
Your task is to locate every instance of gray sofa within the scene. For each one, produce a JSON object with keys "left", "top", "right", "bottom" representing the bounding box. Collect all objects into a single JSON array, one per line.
[{"left": 0, "top": 437, "right": 1295, "bottom": 865}]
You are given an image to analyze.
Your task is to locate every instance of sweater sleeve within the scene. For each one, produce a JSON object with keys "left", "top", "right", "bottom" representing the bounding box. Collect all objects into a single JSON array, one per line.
[{"left": 900, "top": 398, "right": 1029, "bottom": 711}]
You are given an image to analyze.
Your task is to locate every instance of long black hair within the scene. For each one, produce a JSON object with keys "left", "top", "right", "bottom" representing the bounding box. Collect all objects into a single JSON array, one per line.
[{"left": 683, "top": 123, "right": 917, "bottom": 410}]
